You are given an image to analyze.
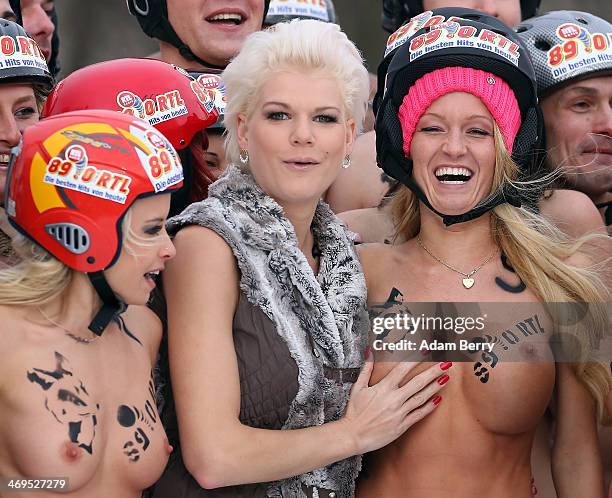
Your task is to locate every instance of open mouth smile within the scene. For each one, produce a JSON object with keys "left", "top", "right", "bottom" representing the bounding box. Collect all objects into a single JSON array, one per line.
[
  {"left": 434, "top": 166, "right": 473, "bottom": 185},
  {"left": 206, "top": 12, "right": 245, "bottom": 26}
]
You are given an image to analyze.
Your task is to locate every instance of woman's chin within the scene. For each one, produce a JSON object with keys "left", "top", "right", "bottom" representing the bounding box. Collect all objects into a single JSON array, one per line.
[{"left": 425, "top": 201, "right": 479, "bottom": 218}]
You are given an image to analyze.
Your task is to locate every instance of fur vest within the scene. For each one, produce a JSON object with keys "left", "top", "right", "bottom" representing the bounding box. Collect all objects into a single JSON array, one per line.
[{"left": 167, "top": 165, "right": 368, "bottom": 497}]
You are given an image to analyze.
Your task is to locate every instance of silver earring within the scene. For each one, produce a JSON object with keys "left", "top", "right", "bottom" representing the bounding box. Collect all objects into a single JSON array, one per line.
[
  {"left": 342, "top": 155, "right": 351, "bottom": 169},
  {"left": 239, "top": 149, "right": 249, "bottom": 164}
]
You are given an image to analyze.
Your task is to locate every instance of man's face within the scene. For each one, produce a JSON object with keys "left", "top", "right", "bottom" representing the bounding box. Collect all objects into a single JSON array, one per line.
[
  {"left": 423, "top": 0, "right": 521, "bottom": 28},
  {"left": 540, "top": 75, "right": 612, "bottom": 200},
  {"left": 166, "top": 0, "right": 265, "bottom": 68},
  {"left": 21, "top": 0, "right": 55, "bottom": 63}
]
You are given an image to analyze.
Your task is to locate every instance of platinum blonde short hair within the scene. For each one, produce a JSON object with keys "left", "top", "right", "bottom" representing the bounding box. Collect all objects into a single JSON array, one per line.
[{"left": 222, "top": 19, "right": 370, "bottom": 165}]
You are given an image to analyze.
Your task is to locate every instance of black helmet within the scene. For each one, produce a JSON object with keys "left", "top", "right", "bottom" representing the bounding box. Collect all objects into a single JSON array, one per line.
[
  {"left": 126, "top": 0, "right": 271, "bottom": 70},
  {"left": 264, "top": 0, "right": 336, "bottom": 26},
  {"left": 376, "top": 8, "right": 544, "bottom": 226},
  {"left": 0, "top": 18, "right": 53, "bottom": 90},
  {"left": 9, "top": 0, "right": 60, "bottom": 77},
  {"left": 515, "top": 11, "right": 612, "bottom": 98},
  {"left": 382, "top": 0, "right": 541, "bottom": 33}
]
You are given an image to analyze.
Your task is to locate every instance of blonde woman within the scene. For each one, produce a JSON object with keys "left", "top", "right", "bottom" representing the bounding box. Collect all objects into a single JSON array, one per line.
[
  {"left": 357, "top": 10, "right": 611, "bottom": 498},
  {"left": 152, "top": 20, "right": 451, "bottom": 498},
  {"left": 0, "top": 110, "right": 182, "bottom": 497},
  {"left": 0, "top": 19, "right": 53, "bottom": 268}
]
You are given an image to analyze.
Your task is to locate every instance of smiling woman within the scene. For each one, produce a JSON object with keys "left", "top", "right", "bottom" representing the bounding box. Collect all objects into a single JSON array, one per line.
[
  {"left": 357, "top": 8, "right": 611, "bottom": 498},
  {"left": 0, "top": 18, "right": 52, "bottom": 268},
  {"left": 150, "top": 19, "right": 453, "bottom": 498}
]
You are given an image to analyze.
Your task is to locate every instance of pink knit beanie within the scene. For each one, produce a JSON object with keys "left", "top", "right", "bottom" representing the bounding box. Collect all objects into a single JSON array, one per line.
[{"left": 398, "top": 67, "right": 521, "bottom": 155}]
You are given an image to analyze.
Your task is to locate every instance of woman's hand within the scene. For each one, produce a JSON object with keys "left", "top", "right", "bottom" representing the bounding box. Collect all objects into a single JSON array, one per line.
[{"left": 341, "top": 359, "right": 451, "bottom": 455}]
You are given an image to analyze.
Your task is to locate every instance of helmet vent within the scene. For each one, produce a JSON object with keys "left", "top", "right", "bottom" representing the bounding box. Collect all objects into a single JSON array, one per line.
[
  {"left": 515, "top": 26, "right": 528, "bottom": 33},
  {"left": 45, "top": 223, "right": 90, "bottom": 255},
  {"left": 534, "top": 38, "right": 551, "bottom": 52},
  {"left": 576, "top": 18, "right": 588, "bottom": 25}
]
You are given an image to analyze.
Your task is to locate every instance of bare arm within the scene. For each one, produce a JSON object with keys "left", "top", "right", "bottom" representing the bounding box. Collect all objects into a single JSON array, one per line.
[
  {"left": 540, "top": 189, "right": 606, "bottom": 239},
  {"left": 165, "top": 226, "right": 448, "bottom": 489},
  {"left": 552, "top": 363, "right": 605, "bottom": 498}
]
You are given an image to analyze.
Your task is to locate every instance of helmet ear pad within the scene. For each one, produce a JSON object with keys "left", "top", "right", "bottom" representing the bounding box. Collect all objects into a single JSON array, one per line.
[{"left": 36, "top": 205, "right": 125, "bottom": 271}]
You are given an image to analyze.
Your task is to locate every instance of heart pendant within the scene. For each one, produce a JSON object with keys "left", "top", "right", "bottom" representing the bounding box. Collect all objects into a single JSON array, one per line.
[{"left": 462, "top": 278, "right": 475, "bottom": 289}]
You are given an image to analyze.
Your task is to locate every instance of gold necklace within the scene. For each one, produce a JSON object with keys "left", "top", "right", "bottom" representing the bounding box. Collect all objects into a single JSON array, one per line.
[
  {"left": 416, "top": 237, "right": 497, "bottom": 289},
  {"left": 37, "top": 306, "right": 99, "bottom": 344}
]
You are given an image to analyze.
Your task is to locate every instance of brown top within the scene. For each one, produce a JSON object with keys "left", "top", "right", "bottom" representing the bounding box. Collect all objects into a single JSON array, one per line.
[{"left": 150, "top": 292, "right": 299, "bottom": 498}]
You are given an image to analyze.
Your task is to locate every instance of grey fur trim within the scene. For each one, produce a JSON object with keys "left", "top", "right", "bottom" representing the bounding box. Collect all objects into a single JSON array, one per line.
[{"left": 168, "top": 165, "right": 368, "bottom": 497}]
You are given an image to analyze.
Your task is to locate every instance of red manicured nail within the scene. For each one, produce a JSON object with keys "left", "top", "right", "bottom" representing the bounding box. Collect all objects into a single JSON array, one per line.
[
  {"left": 439, "top": 361, "right": 452, "bottom": 371},
  {"left": 432, "top": 395, "right": 442, "bottom": 405},
  {"left": 437, "top": 374, "right": 450, "bottom": 385}
]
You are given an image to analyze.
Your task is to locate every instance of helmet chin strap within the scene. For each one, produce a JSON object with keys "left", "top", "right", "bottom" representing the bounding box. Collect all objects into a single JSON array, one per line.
[
  {"left": 389, "top": 150, "right": 522, "bottom": 226},
  {"left": 87, "top": 271, "right": 127, "bottom": 336},
  {"left": 178, "top": 44, "right": 226, "bottom": 71}
]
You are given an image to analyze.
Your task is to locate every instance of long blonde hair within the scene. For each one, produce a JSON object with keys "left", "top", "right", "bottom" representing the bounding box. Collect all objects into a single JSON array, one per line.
[
  {"left": 0, "top": 234, "right": 74, "bottom": 305},
  {"left": 391, "top": 124, "right": 612, "bottom": 423},
  {"left": 0, "top": 209, "right": 147, "bottom": 306}
]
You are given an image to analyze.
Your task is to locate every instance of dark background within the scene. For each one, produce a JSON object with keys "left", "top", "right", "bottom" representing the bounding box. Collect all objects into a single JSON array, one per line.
[{"left": 56, "top": 0, "right": 611, "bottom": 77}]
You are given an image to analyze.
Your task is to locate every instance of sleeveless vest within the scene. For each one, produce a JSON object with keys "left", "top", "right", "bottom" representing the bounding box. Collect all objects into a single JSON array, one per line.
[{"left": 167, "top": 165, "right": 368, "bottom": 497}]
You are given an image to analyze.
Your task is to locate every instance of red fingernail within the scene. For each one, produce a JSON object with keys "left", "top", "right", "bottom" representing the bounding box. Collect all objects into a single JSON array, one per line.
[
  {"left": 437, "top": 374, "right": 449, "bottom": 385},
  {"left": 432, "top": 395, "right": 442, "bottom": 406},
  {"left": 439, "top": 361, "right": 452, "bottom": 371}
]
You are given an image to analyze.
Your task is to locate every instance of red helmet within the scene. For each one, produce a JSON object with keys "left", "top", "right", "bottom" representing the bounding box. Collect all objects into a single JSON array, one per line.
[
  {"left": 43, "top": 58, "right": 218, "bottom": 150},
  {"left": 6, "top": 109, "right": 183, "bottom": 272}
]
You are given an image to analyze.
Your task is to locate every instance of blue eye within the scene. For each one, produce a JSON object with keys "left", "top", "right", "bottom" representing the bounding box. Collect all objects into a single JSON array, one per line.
[
  {"left": 314, "top": 114, "right": 338, "bottom": 123},
  {"left": 266, "top": 111, "right": 289, "bottom": 120}
]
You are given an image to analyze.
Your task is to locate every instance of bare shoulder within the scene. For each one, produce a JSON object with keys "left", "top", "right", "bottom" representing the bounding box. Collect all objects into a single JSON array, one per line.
[
  {"left": 338, "top": 207, "right": 395, "bottom": 244},
  {"left": 172, "top": 224, "right": 234, "bottom": 256},
  {"left": 167, "top": 225, "right": 238, "bottom": 280},
  {"left": 122, "top": 305, "right": 162, "bottom": 364},
  {"left": 356, "top": 242, "right": 397, "bottom": 286},
  {"left": 352, "top": 128, "right": 377, "bottom": 157},
  {"left": 325, "top": 130, "right": 386, "bottom": 212},
  {"left": 0, "top": 305, "right": 42, "bottom": 392},
  {"left": 164, "top": 224, "right": 239, "bottom": 334},
  {"left": 540, "top": 189, "right": 605, "bottom": 238},
  {"left": 0, "top": 304, "right": 28, "bottom": 352}
]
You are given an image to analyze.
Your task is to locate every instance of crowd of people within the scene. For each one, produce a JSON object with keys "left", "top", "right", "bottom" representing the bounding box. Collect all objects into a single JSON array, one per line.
[{"left": 0, "top": 1, "right": 609, "bottom": 497}]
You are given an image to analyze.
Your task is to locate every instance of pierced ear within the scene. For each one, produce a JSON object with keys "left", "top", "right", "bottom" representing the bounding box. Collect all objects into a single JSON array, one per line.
[
  {"left": 344, "top": 117, "right": 357, "bottom": 156},
  {"left": 236, "top": 113, "right": 249, "bottom": 150}
]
